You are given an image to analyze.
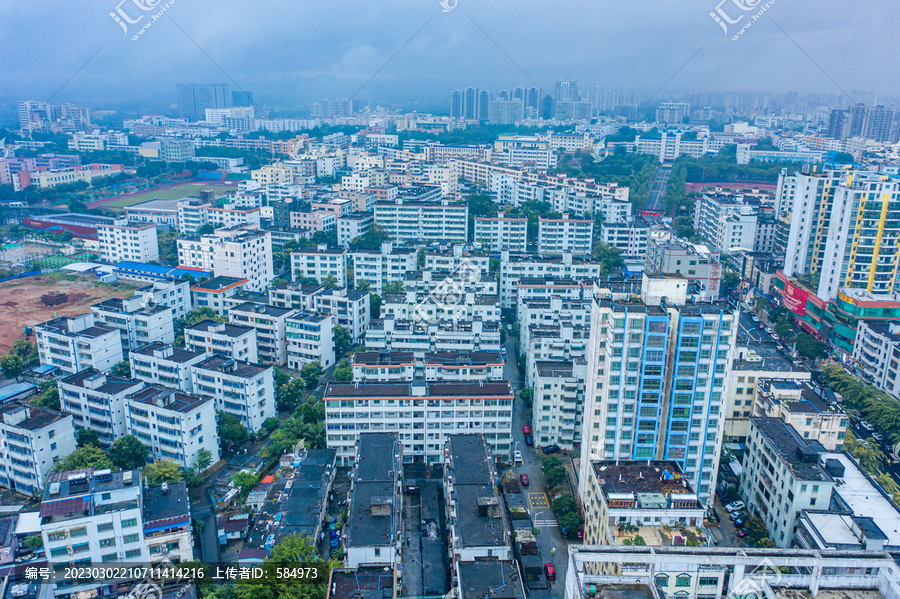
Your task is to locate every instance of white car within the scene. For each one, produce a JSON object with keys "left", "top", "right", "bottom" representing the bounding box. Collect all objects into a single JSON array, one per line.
[
  {"left": 764, "top": 327, "right": 774, "bottom": 334},
  {"left": 751, "top": 315, "right": 760, "bottom": 323},
  {"left": 513, "top": 451, "right": 523, "bottom": 465},
  {"left": 725, "top": 501, "right": 745, "bottom": 513}
]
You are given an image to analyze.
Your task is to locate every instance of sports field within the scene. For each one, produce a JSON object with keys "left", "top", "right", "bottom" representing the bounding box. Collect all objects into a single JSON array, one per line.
[{"left": 89, "top": 181, "right": 236, "bottom": 210}]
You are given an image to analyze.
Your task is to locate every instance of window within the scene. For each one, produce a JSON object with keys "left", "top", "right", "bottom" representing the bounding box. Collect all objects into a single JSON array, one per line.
[
  {"left": 122, "top": 518, "right": 138, "bottom": 528},
  {"left": 125, "top": 549, "right": 142, "bottom": 559},
  {"left": 655, "top": 574, "right": 669, "bottom": 587},
  {"left": 124, "top": 534, "right": 140, "bottom": 544},
  {"left": 699, "top": 577, "right": 719, "bottom": 586},
  {"left": 100, "top": 538, "right": 116, "bottom": 548},
  {"left": 97, "top": 523, "right": 114, "bottom": 533},
  {"left": 675, "top": 574, "right": 691, "bottom": 587}
]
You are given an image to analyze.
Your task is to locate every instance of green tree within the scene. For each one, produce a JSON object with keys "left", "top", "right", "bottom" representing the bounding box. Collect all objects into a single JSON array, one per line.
[
  {"left": 519, "top": 388, "right": 534, "bottom": 407},
  {"left": 269, "top": 533, "right": 318, "bottom": 562},
  {"left": 300, "top": 361, "right": 323, "bottom": 389},
  {"left": 1, "top": 354, "right": 24, "bottom": 380},
  {"left": 276, "top": 378, "right": 305, "bottom": 411},
  {"left": 195, "top": 449, "right": 214, "bottom": 473},
  {"left": 232, "top": 471, "right": 259, "bottom": 495},
  {"left": 144, "top": 459, "right": 183, "bottom": 485},
  {"left": 31, "top": 381, "right": 60, "bottom": 410},
  {"left": 333, "top": 358, "right": 352, "bottom": 382},
  {"left": 592, "top": 242, "right": 625, "bottom": 276},
  {"left": 274, "top": 367, "right": 290, "bottom": 389},
  {"left": 552, "top": 494, "right": 577, "bottom": 516},
  {"left": 417, "top": 248, "right": 427, "bottom": 268},
  {"left": 845, "top": 431, "right": 885, "bottom": 473},
  {"left": 795, "top": 333, "right": 829, "bottom": 361},
  {"left": 9, "top": 339, "right": 38, "bottom": 367},
  {"left": 348, "top": 225, "right": 391, "bottom": 251},
  {"left": 541, "top": 456, "right": 567, "bottom": 489},
  {"left": 383, "top": 280, "right": 405, "bottom": 295},
  {"left": 623, "top": 535, "right": 646, "bottom": 546},
  {"left": 110, "top": 360, "right": 131, "bottom": 378},
  {"left": 370, "top": 293, "right": 382, "bottom": 319},
  {"left": 263, "top": 417, "right": 280, "bottom": 433},
  {"left": 743, "top": 517, "right": 772, "bottom": 547},
  {"left": 559, "top": 512, "right": 583, "bottom": 534},
  {"left": 218, "top": 412, "right": 250, "bottom": 448},
  {"left": 52, "top": 445, "right": 113, "bottom": 472},
  {"left": 174, "top": 307, "right": 227, "bottom": 346},
  {"left": 197, "top": 224, "right": 216, "bottom": 235},
  {"left": 77, "top": 429, "right": 100, "bottom": 448},
  {"left": 355, "top": 279, "right": 372, "bottom": 293},
  {"left": 333, "top": 325, "right": 352, "bottom": 357},
  {"left": 109, "top": 434, "right": 149, "bottom": 469},
  {"left": 23, "top": 535, "right": 43, "bottom": 551},
  {"left": 321, "top": 273, "right": 338, "bottom": 289}
]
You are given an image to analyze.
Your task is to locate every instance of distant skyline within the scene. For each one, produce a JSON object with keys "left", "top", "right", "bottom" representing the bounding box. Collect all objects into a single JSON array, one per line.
[{"left": 2, "top": 1, "right": 898, "bottom": 116}]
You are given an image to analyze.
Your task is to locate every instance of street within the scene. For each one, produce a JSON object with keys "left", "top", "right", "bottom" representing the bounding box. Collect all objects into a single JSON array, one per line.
[{"left": 503, "top": 331, "right": 571, "bottom": 597}]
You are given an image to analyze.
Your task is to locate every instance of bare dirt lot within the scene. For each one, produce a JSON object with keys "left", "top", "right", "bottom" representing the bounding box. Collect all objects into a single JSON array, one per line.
[{"left": 0, "top": 274, "right": 136, "bottom": 353}]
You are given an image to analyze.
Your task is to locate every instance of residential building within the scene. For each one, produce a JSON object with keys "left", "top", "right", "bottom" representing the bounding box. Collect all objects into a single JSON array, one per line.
[
  {"left": 645, "top": 239, "right": 723, "bottom": 299},
  {"left": 350, "top": 243, "right": 418, "bottom": 295},
  {"left": 351, "top": 350, "right": 504, "bottom": 382},
  {"left": 290, "top": 246, "right": 348, "bottom": 287},
  {"left": 35, "top": 314, "right": 123, "bottom": 375},
  {"left": 580, "top": 275, "right": 738, "bottom": 506},
  {"left": 336, "top": 212, "right": 374, "bottom": 248},
  {"left": 125, "top": 199, "right": 179, "bottom": 228},
  {"left": 473, "top": 213, "right": 527, "bottom": 252},
  {"left": 344, "top": 433, "right": 402, "bottom": 568},
  {"left": 57, "top": 369, "right": 144, "bottom": 445},
  {"left": 229, "top": 303, "right": 297, "bottom": 366},
  {"left": 754, "top": 379, "right": 848, "bottom": 450},
  {"left": 499, "top": 252, "right": 603, "bottom": 308},
  {"left": 537, "top": 214, "right": 593, "bottom": 256},
  {"left": 523, "top": 319, "right": 589, "bottom": 387},
  {"left": 285, "top": 312, "right": 335, "bottom": 370},
  {"left": 852, "top": 320, "right": 900, "bottom": 398},
  {"left": 190, "top": 276, "right": 248, "bottom": 316},
  {"left": 177, "top": 227, "right": 273, "bottom": 293},
  {"left": 128, "top": 342, "right": 205, "bottom": 393},
  {"left": 740, "top": 417, "right": 836, "bottom": 547},
  {"left": 316, "top": 287, "right": 370, "bottom": 342},
  {"left": 40, "top": 468, "right": 146, "bottom": 598},
  {"left": 177, "top": 83, "right": 228, "bottom": 119},
  {"left": 581, "top": 460, "right": 706, "bottom": 554},
  {"left": 136, "top": 279, "right": 192, "bottom": 320},
  {"left": 693, "top": 193, "right": 759, "bottom": 252},
  {"left": 444, "top": 435, "right": 511, "bottom": 563},
  {"left": 365, "top": 318, "right": 501, "bottom": 353},
  {"left": 91, "top": 296, "right": 176, "bottom": 352},
  {"left": 97, "top": 219, "right": 159, "bottom": 263},
  {"left": 324, "top": 380, "right": 514, "bottom": 465},
  {"left": 126, "top": 385, "right": 220, "bottom": 469},
  {"left": 191, "top": 356, "right": 276, "bottom": 433},
  {"left": 374, "top": 198, "right": 468, "bottom": 243},
  {"left": 160, "top": 138, "right": 196, "bottom": 163},
  {"left": 0, "top": 402, "right": 76, "bottom": 495},
  {"left": 599, "top": 218, "right": 650, "bottom": 265},
  {"left": 380, "top": 290, "right": 501, "bottom": 324},
  {"left": 185, "top": 320, "right": 258, "bottom": 364},
  {"left": 532, "top": 360, "right": 587, "bottom": 449},
  {"left": 142, "top": 482, "right": 193, "bottom": 563}
]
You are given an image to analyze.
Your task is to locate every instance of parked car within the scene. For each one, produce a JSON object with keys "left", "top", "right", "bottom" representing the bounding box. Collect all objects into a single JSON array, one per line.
[
  {"left": 764, "top": 327, "right": 774, "bottom": 334},
  {"left": 524, "top": 433, "right": 534, "bottom": 446},
  {"left": 736, "top": 528, "right": 749, "bottom": 538},
  {"left": 873, "top": 433, "right": 884, "bottom": 442},
  {"left": 542, "top": 445, "right": 560, "bottom": 455},
  {"left": 861, "top": 421, "right": 875, "bottom": 431},
  {"left": 520, "top": 474, "right": 529, "bottom": 487},
  {"left": 725, "top": 501, "right": 745, "bottom": 513},
  {"left": 729, "top": 510, "right": 746, "bottom": 521},
  {"left": 544, "top": 563, "right": 556, "bottom": 580},
  {"left": 751, "top": 315, "right": 760, "bottom": 322},
  {"left": 514, "top": 451, "right": 523, "bottom": 465},
  {"left": 733, "top": 517, "right": 747, "bottom": 528},
  {"left": 577, "top": 527, "right": 584, "bottom": 540},
  {"left": 523, "top": 424, "right": 531, "bottom": 435}
]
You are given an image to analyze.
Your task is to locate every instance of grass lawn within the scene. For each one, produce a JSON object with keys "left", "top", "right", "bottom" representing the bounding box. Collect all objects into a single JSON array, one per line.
[{"left": 101, "top": 182, "right": 222, "bottom": 210}]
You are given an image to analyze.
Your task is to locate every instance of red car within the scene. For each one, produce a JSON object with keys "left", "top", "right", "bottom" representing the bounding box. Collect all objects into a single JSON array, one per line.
[
  {"left": 520, "top": 474, "right": 529, "bottom": 486},
  {"left": 523, "top": 424, "right": 531, "bottom": 435},
  {"left": 577, "top": 527, "right": 584, "bottom": 540},
  {"left": 544, "top": 563, "right": 556, "bottom": 580},
  {"left": 736, "top": 528, "right": 749, "bottom": 538}
]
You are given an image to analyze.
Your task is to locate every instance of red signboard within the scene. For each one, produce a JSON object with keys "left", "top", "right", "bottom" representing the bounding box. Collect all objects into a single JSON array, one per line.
[{"left": 782, "top": 282, "right": 808, "bottom": 316}]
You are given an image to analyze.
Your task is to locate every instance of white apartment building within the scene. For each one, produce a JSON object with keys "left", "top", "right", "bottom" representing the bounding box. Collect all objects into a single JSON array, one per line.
[
  {"left": 380, "top": 290, "right": 501, "bottom": 324},
  {"left": 177, "top": 198, "right": 261, "bottom": 236},
  {"left": 229, "top": 302, "right": 297, "bottom": 366},
  {"left": 600, "top": 219, "right": 651, "bottom": 263},
  {"left": 177, "top": 227, "right": 273, "bottom": 293},
  {"left": 97, "top": 218, "right": 159, "bottom": 263},
  {"left": 91, "top": 296, "right": 175, "bottom": 352},
  {"left": 324, "top": 380, "right": 514, "bottom": 465},
  {"left": 41, "top": 468, "right": 147, "bottom": 599},
  {"left": 126, "top": 385, "right": 220, "bottom": 469},
  {"left": 285, "top": 311, "right": 335, "bottom": 370},
  {"left": 185, "top": 320, "right": 259, "bottom": 364},
  {"left": 0, "top": 402, "right": 76, "bottom": 496},
  {"left": 473, "top": 213, "right": 528, "bottom": 252},
  {"left": 532, "top": 360, "right": 587, "bottom": 449},
  {"left": 336, "top": 212, "right": 374, "bottom": 248},
  {"left": 58, "top": 369, "right": 144, "bottom": 446},
  {"left": 317, "top": 287, "right": 370, "bottom": 342},
  {"left": 142, "top": 482, "right": 194, "bottom": 564},
  {"left": 538, "top": 214, "right": 593, "bottom": 256},
  {"left": 423, "top": 247, "right": 491, "bottom": 275},
  {"left": 754, "top": 379, "right": 848, "bottom": 451},
  {"left": 129, "top": 342, "right": 205, "bottom": 393},
  {"left": 191, "top": 355, "right": 276, "bottom": 433},
  {"left": 524, "top": 319, "right": 590, "bottom": 386},
  {"left": 35, "top": 313, "right": 123, "bottom": 375},
  {"left": 517, "top": 295, "right": 592, "bottom": 352},
  {"left": 374, "top": 199, "right": 468, "bottom": 242},
  {"left": 136, "top": 279, "right": 192, "bottom": 320},
  {"left": 740, "top": 417, "right": 836, "bottom": 547},
  {"left": 499, "top": 252, "right": 603, "bottom": 308},
  {"left": 190, "top": 276, "right": 248, "bottom": 316},
  {"left": 693, "top": 193, "right": 759, "bottom": 252},
  {"left": 351, "top": 350, "right": 504, "bottom": 382},
  {"left": 853, "top": 320, "right": 900, "bottom": 398},
  {"left": 365, "top": 318, "right": 501, "bottom": 353},
  {"left": 290, "top": 246, "right": 348, "bottom": 287},
  {"left": 350, "top": 243, "right": 418, "bottom": 294}
]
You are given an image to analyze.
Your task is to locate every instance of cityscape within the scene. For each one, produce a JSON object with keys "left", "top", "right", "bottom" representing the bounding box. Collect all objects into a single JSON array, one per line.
[{"left": 2, "top": 2, "right": 900, "bottom": 599}]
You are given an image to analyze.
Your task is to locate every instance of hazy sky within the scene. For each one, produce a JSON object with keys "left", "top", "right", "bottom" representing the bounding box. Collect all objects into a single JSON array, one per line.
[{"left": 1, "top": 0, "right": 897, "bottom": 114}]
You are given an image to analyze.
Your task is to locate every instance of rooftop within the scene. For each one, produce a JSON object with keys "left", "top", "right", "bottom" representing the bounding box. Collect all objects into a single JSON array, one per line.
[
  {"left": 591, "top": 461, "right": 699, "bottom": 499},
  {"left": 131, "top": 342, "right": 203, "bottom": 363},
  {"left": 734, "top": 342, "right": 805, "bottom": 372},
  {"left": 59, "top": 368, "right": 142, "bottom": 395},
  {"left": 325, "top": 380, "right": 512, "bottom": 399},
  {"left": 456, "top": 561, "right": 524, "bottom": 599},
  {"left": 195, "top": 355, "right": 269, "bottom": 378},
  {"left": 230, "top": 301, "right": 296, "bottom": 317},
  {"left": 751, "top": 418, "right": 832, "bottom": 482},
  {"left": 186, "top": 319, "right": 255, "bottom": 337},
  {"left": 128, "top": 385, "right": 211, "bottom": 414},
  {"left": 0, "top": 402, "right": 68, "bottom": 431},
  {"left": 143, "top": 482, "right": 190, "bottom": 529},
  {"left": 190, "top": 276, "right": 247, "bottom": 292}
]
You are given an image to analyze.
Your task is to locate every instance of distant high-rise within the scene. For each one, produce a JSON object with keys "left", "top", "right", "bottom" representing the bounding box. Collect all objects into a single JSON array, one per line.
[
  {"left": 17, "top": 100, "right": 52, "bottom": 132},
  {"left": 827, "top": 109, "right": 847, "bottom": 139},
  {"left": 449, "top": 90, "right": 463, "bottom": 119},
  {"left": 848, "top": 103, "right": 868, "bottom": 138},
  {"left": 488, "top": 100, "right": 524, "bottom": 125},
  {"left": 497, "top": 90, "right": 509, "bottom": 101},
  {"left": 232, "top": 90, "right": 254, "bottom": 107},
  {"left": 540, "top": 95, "right": 554, "bottom": 120},
  {"left": 176, "top": 84, "right": 229, "bottom": 120},
  {"left": 555, "top": 79, "right": 580, "bottom": 103},
  {"left": 525, "top": 87, "right": 541, "bottom": 110},
  {"left": 512, "top": 87, "right": 525, "bottom": 102},
  {"left": 463, "top": 87, "right": 478, "bottom": 120},
  {"left": 655, "top": 102, "right": 692, "bottom": 124},
  {"left": 865, "top": 105, "right": 893, "bottom": 142},
  {"left": 477, "top": 90, "right": 490, "bottom": 121}
]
